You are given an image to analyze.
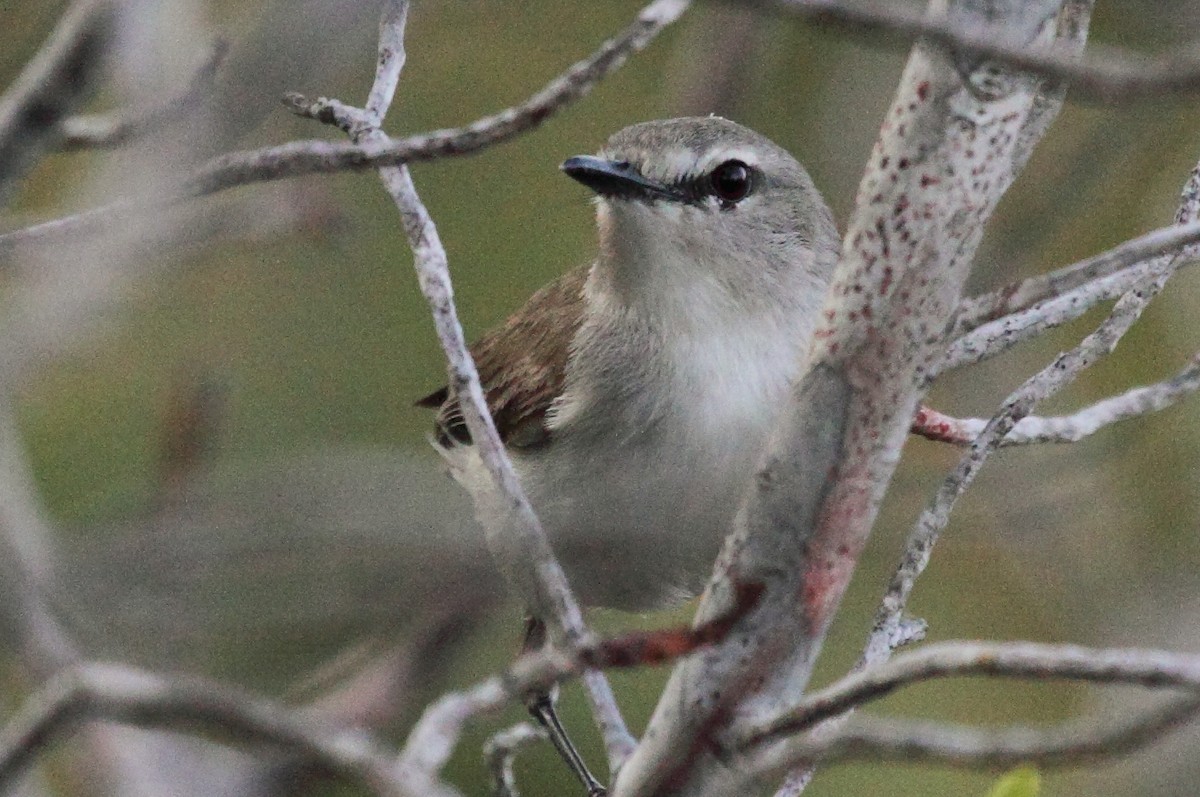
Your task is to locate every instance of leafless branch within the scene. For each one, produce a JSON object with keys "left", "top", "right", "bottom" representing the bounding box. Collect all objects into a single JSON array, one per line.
[
  {"left": 283, "top": 0, "right": 713, "bottom": 773},
  {"left": 56, "top": 39, "right": 229, "bottom": 151},
  {"left": 860, "top": 153, "right": 1200, "bottom": 701},
  {"left": 912, "top": 353, "right": 1200, "bottom": 445},
  {"left": 767, "top": 697, "right": 1200, "bottom": 771},
  {"left": 742, "top": 640, "right": 1200, "bottom": 748},
  {"left": 616, "top": 4, "right": 1084, "bottom": 796},
  {"left": 0, "top": 0, "right": 690, "bottom": 257},
  {"left": 752, "top": 0, "right": 1200, "bottom": 103},
  {"left": 483, "top": 724, "right": 547, "bottom": 797},
  {"left": 0, "top": 0, "right": 116, "bottom": 201},
  {"left": 0, "top": 662, "right": 423, "bottom": 797},
  {"left": 950, "top": 218, "right": 1200, "bottom": 339}
]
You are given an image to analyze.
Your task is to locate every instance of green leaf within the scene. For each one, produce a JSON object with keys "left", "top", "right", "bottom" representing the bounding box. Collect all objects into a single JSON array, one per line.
[{"left": 986, "top": 767, "right": 1041, "bottom": 797}]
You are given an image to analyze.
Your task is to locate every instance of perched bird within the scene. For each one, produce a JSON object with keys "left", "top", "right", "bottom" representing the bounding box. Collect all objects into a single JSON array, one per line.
[{"left": 419, "top": 116, "right": 839, "bottom": 793}]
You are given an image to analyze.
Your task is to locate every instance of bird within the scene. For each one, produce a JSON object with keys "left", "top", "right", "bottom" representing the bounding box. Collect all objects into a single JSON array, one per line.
[{"left": 418, "top": 116, "right": 839, "bottom": 794}]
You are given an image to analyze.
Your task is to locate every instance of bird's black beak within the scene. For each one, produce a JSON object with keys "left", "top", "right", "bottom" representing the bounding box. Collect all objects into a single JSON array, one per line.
[{"left": 561, "top": 156, "right": 681, "bottom": 202}]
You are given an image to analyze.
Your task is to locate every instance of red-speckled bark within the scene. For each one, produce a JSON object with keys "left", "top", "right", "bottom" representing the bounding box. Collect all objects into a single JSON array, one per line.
[{"left": 615, "top": 3, "right": 1074, "bottom": 796}]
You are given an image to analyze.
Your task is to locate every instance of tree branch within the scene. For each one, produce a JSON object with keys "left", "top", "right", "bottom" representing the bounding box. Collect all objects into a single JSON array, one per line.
[
  {"left": 55, "top": 38, "right": 228, "bottom": 151},
  {"left": 752, "top": 0, "right": 1200, "bottom": 103},
  {"left": 912, "top": 354, "right": 1200, "bottom": 446},
  {"left": 950, "top": 218, "right": 1200, "bottom": 338},
  {"left": 483, "top": 724, "right": 547, "bottom": 797},
  {"left": 766, "top": 697, "right": 1200, "bottom": 771},
  {"left": 0, "top": 0, "right": 690, "bottom": 257},
  {"left": 743, "top": 640, "right": 1200, "bottom": 748},
  {"left": 615, "top": 4, "right": 1081, "bottom": 796},
  {"left": 0, "top": 0, "right": 116, "bottom": 201},
  {"left": 0, "top": 662, "right": 425, "bottom": 797}
]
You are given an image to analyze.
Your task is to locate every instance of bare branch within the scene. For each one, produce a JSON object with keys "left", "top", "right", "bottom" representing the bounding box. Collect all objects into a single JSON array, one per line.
[
  {"left": 950, "top": 218, "right": 1200, "bottom": 338},
  {"left": 913, "top": 353, "right": 1200, "bottom": 445},
  {"left": 0, "top": 0, "right": 116, "bottom": 201},
  {"left": 743, "top": 640, "right": 1200, "bottom": 748},
  {"left": 0, "top": 663, "right": 423, "bottom": 797},
  {"left": 55, "top": 39, "right": 229, "bottom": 151},
  {"left": 861, "top": 152, "right": 1200, "bottom": 691},
  {"left": 753, "top": 0, "right": 1200, "bottom": 103},
  {"left": 285, "top": 0, "right": 718, "bottom": 773},
  {"left": 0, "top": 0, "right": 690, "bottom": 256},
  {"left": 768, "top": 697, "right": 1200, "bottom": 771},
  {"left": 617, "top": 4, "right": 1082, "bottom": 796},
  {"left": 483, "top": 724, "right": 547, "bottom": 797}
]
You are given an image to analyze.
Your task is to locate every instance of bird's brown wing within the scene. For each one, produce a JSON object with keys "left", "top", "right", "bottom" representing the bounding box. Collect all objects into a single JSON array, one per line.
[{"left": 416, "top": 267, "right": 587, "bottom": 450}]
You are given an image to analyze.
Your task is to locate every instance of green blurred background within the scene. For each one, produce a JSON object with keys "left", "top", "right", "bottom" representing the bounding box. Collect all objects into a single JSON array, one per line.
[{"left": 5, "top": 1, "right": 1200, "bottom": 795}]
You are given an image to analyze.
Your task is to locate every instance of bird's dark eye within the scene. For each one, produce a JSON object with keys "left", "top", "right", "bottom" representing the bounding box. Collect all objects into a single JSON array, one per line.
[{"left": 709, "top": 160, "right": 753, "bottom": 205}]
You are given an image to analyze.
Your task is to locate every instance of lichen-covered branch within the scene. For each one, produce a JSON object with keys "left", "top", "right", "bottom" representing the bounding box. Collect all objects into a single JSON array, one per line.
[
  {"left": 951, "top": 217, "right": 1200, "bottom": 337},
  {"left": 760, "top": 697, "right": 1200, "bottom": 771}
]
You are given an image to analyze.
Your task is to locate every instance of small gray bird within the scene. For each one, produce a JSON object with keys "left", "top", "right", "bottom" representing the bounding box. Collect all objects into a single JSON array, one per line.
[
  {"left": 421, "top": 116, "right": 838, "bottom": 609},
  {"left": 419, "top": 116, "right": 838, "bottom": 793}
]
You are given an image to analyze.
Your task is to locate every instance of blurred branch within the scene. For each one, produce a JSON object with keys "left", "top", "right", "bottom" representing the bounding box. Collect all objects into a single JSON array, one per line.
[
  {"left": 0, "top": 0, "right": 116, "bottom": 201},
  {"left": 748, "top": 0, "right": 1200, "bottom": 103},
  {"left": 0, "top": 405, "right": 79, "bottom": 676},
  {"left": 0, "top": 0, "right": 690, "bottom": 256},
  {"left": 0, "top": 662, "right": 424, "bottom": 797},
  {"left": 483, "top": 724, "right": 547, "bottom": 797},
  {"left": 56, "top": 39, "right": 229, "bottom": 151},
  {"left": 761, "top": 697, "right": 1200, "bottom": 771},
  {"left": 743, "top": 640, "right": 1200, "bottom": 748},
  {"left": 912, "top": 353, "right": 1200, "bottom": 445}
]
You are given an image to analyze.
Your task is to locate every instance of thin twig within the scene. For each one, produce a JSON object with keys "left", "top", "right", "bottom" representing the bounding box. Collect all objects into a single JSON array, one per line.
[
  {"left": 769, "top": 697, "right": 1200, "bottom": 770},
  {"left": 0, "top": 0, "right": 690, "bottom": 256},
  {"left": 290, "top": 0, "right": 698, "bottom": 773},
  {"left": 742, "top": 640, "right": 1200, "bottom": 748},
  {"left": 869, "top": 157, "right": 1200, "bottom": 668},
  {"left": 912, "top": 354, "right": 1200, "bottom": 445},
  {"left": 483, "top": 724, "right": 547, "bottom": 797},
  {"left": 950, "top": 218, "right": 1200, "bottom": 338}
]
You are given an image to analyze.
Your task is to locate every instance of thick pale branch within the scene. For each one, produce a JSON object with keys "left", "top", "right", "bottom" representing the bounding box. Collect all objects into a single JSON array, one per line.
[{"left": 617, "top": 5, "right": 1079, "bottom": 797}]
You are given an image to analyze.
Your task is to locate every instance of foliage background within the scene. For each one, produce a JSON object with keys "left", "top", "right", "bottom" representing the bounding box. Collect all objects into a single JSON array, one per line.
[{"left": 4, "top": 1, "right": 1200, "bottom": 795}]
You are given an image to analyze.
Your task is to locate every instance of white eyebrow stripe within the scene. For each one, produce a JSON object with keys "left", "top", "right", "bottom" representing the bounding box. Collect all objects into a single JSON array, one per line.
[
  {"left": 657, "top": 149, "right": 702, "bottom": 183},
  {"left": 696, "top": 147, "right": 760, "bottom": 175},
  {"left": 655, "top": 147, "right": 762, "bottom": 184}
]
